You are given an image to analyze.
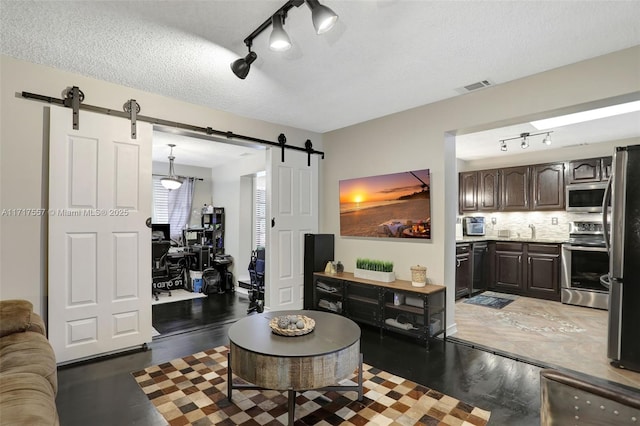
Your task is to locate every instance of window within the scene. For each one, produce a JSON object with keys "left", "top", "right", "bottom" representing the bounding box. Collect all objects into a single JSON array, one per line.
[
  {"left": 152, "top": 176, "right": 194, "bottom": 242},
  {"left": 253, "top": 172, "right": 266, "bottom": 249}
]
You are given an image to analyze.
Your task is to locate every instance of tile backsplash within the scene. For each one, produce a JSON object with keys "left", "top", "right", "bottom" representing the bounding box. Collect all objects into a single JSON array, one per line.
[{"left": 462, "top": 211, "right": 603, "bottom": 240}]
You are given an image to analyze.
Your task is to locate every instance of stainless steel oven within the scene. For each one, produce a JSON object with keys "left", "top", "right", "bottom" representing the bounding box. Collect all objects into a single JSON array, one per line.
[{"left": 561, "top": 221, "right": 609, "bottom": 310}]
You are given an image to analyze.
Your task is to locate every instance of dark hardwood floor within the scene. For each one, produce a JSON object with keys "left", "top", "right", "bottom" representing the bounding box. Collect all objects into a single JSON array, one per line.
[{"left": 56, "top": 292, "right": 541, "bottom": 425}]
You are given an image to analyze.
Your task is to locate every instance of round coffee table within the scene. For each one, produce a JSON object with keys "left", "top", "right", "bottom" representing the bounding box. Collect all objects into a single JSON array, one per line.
[{"left": 227, "top": 310, "right": 362, "bottom": 425}]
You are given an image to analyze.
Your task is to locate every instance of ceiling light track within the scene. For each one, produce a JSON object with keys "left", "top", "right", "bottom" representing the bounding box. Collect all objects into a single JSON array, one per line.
[
  {"left": 231, "top": 0, "right": 339, "bottom": 79},
  {"left": 21, "top": 86, "right": 324, "bottom": 165},
  {"left": 499, "top": 131, "right": 553, "bottom": 152}
]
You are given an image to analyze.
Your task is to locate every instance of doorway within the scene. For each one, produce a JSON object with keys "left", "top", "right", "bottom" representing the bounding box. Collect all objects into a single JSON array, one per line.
[
  {"left": 451, "top": 97, "right": 640, "bottom": 388},
  {"left": 150, "top": 129, "right": 265, "bottom": 336}
]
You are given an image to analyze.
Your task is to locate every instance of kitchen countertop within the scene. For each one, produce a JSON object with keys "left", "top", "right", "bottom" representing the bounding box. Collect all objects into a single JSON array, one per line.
[{"left": 456, "top": 236, "right": 566, "bottom": 244}]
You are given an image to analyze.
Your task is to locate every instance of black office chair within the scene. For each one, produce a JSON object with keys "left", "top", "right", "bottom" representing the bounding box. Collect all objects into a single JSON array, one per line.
[
  {"left": 247, "top": 248, "right": 265, "bottom": 314},
  {"left": 152, "top": 240, "right": 172, "bottom": 301}
]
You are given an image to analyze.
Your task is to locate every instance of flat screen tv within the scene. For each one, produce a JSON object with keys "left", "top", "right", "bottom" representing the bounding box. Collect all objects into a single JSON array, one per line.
[{"left": 339, "top": 169, "right": 431, "bottom": 239}]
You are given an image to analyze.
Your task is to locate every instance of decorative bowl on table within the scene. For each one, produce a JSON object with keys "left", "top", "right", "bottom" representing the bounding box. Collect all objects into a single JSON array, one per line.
[{"left": 269, "top": 314, "right": 315, "bottom": 336}]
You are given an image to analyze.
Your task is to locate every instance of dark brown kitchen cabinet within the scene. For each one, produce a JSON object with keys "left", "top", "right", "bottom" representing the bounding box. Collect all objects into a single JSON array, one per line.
[
  {"left": 494, "top": 242, "right": 525, "bottom": 291},
  {"left": 459, "top": 172, "right": 478, "bottom": 213},
  {"left": 490, "top": 242, "right": 560, "bottom": 301},
  {"left": 531, "top": 163, "right": 565, "bottom": 210},
  {"left": 526, "top": 244, "right": 560, "bottom": 299},
  {"left": 478, "top": 169, "right": 500, "bottom": 211},
  {"left": 455, "top": 243, "right": 471, "bottom": 299},
  {"left": 500, "top": 166, "right": 529, "bottom": 211},
  {"left": 567, "top": 157, "right": 612, "bottom": 184}
]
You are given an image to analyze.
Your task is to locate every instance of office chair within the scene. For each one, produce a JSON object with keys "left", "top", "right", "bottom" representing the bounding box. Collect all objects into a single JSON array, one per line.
[
  {"left": 152, "top": 240, "right": 172, "bottom": 301},
  {"left": 247, "top": 248, "right": 265, "bottom": 314}
]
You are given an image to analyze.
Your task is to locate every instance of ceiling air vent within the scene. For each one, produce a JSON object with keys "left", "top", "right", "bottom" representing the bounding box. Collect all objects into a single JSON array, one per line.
[{"left": 455, "top": 79, "right": 493, "bottom": 94}]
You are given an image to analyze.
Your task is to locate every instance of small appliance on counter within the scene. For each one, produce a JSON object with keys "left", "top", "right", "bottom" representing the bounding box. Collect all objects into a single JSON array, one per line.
[{"left": 463, "top": 217, "right": 485, "bottom": 236}]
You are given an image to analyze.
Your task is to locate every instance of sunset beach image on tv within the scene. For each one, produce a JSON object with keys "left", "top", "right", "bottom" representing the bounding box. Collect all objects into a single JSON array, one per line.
[{"left": 339, "top": 169, "right": 431, "bottom": 239}]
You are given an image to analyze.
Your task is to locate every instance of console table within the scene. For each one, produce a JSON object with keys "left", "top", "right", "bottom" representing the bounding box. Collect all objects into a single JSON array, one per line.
[
  {"left": 227, "top": 310, "right": 362, "bottom": 425},
  {"left": 313, "top": 272, "right": 447, "bottom": 348}
]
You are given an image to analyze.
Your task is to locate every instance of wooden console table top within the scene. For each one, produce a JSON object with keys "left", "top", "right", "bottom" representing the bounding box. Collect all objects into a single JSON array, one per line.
[{"left": 314, "top": 271, "right": 445, "bottom": 295}]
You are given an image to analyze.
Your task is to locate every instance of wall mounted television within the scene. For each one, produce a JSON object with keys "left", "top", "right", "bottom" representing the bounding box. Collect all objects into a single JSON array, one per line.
[{"left": 339, "top": 169, "right": 431, "bottom": 239}]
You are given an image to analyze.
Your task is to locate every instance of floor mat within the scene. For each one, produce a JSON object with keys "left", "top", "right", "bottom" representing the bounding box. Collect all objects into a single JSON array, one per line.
[
  {"left": 153, "top": 288, "right": 207, "bottom": 305},
  {"left": 132, "top": 345, "right": 491, "bottom": 425},
  {"left": 463, "top": 293, "right": 515, "bottom": 309}
]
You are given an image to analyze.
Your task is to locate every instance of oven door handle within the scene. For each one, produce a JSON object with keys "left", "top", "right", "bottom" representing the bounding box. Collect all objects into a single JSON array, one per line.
[
  {"left": 562, "top": 245, "right": 608, "bottom": 252},
  {"left": 600, "top": 274, "right": 611, "bottom": 289}
]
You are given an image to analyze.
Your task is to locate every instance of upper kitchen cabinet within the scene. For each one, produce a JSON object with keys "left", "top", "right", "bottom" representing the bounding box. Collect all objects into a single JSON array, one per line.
[
  {"left": 500, "top": 166, "right": 530, "bottom": 211},
  {"left": 459, "top": 171, "right": 478, "bottom": 213},
  {"left": 478, "top": 169, "right": 500, "bottom": 211},
  {"left": 567, "top": 156, "right": 612, "bottom": 184},
  {"left": 459, "top": 162, "right": 565, "bottom": 212},
  {"left": 531, "top": 163, "right": 565, "bottom": 210}
]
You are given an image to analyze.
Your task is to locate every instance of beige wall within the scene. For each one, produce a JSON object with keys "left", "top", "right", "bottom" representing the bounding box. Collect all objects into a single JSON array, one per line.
[
  {"left": 321, "top": 46, "right": 640, "bottom": 333},
  {"left": 0, "top": 55, "right": 321, "bottom": 317}
]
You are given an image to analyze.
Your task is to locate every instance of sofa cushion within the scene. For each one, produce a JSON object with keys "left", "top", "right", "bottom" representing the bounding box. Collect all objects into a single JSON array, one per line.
[
  {"left": 0, "top": 372, "right": 59, "bottom": 426},
  {"left": 0, "top": 331, "right": 58, "bottom": 394},
  {"left": 0, "top": 300, "right": 41, "bottom": 338}
]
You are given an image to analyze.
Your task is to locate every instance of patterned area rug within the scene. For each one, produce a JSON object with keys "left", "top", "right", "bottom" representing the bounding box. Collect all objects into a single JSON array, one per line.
[
  {"left": 463, "top": 294, "right": 514, "bottom": 310},
  {"left": 132, "top": 345, "right": 491, "bottom": 425}
]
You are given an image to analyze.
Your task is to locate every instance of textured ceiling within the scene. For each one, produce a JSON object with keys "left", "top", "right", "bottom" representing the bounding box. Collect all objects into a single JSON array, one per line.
[{"left": 2, "top": 0, "right": 639, "bottom": 163}]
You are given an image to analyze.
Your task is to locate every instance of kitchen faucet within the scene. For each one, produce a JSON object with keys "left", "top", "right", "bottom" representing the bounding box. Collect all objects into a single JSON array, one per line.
[{"left": 529, "top": 224, "right": 536, "bottom": 239}]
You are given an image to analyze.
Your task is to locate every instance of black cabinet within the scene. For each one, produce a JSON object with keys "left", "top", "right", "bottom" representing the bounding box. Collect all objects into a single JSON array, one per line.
[
  {"left": 199, "top": 207, "right": 225, "bottom": 254},
  {"left": 478, "top": 169, "right": 500, "bottom": 211},
  {"left": 500, "top": 166, "right": 530, "bottom": 211},
  {"left": 313, "top": 272, "right": 446, "bottom": 348},
  {"left": 494, "top": 242, "right": 525, "bottom": 291},
  {"left": 455, "top": 243, "right": 471, "bottom": 299}
]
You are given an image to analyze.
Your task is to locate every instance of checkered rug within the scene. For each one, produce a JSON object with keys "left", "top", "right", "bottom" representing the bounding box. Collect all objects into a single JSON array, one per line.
[{"left": 132, "top": 346, "right": 491, "bottom": 425}]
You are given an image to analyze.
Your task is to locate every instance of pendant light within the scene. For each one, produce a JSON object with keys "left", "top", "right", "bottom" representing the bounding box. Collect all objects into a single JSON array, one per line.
[{"left": 160, "top": 144, "right": 183, "bottom": 190}]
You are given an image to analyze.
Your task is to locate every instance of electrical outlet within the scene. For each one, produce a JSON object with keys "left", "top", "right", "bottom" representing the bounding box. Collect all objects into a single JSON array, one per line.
[
  {"left": 552, "top": 217, "right": 558, "bottom": 225},
  {"left": 491, "top": 217, "right": 497, "bottom": 225}
]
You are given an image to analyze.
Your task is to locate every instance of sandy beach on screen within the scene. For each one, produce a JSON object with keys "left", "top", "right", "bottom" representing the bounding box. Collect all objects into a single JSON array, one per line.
[{"left": 340, "top": 199, "right": 430, "bottom": 237}]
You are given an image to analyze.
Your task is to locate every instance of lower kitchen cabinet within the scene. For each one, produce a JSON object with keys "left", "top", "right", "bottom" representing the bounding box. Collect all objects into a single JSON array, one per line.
[
  {"left": 526, "top": 243, "right": 560, "bottom": 299},
  {"left": 313, "top": 272, "right": 446, "bottom": 348},
  {"left": 455, "top": 243, "right": 472, "bottom": 299},
  {"left": 490, "top": 241, "right": 560, "bottom": 301}
]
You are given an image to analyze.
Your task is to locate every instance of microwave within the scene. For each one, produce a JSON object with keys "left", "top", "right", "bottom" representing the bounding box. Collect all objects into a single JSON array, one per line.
[
  {"left": 464, "top": 217, "right": 485, "bottom": 236},
  {"left": 566, "top": 182, "right": 610, "bottom": 213}
]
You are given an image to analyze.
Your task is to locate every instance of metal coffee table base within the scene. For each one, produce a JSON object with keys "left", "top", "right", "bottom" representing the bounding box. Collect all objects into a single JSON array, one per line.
[{"left": 227, "top": 351, "right": 363, "bottom": 426}]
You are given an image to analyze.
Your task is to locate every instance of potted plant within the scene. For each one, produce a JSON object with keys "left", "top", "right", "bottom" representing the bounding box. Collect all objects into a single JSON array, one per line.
[{"left": 354, "top": 258, "right": 395, "bottom": 283}]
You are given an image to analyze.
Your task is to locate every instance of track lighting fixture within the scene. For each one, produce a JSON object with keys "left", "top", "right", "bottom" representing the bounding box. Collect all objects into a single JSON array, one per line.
[
  {"left": 231, "top": 0, "right": 339, "bottom": 79},
  {"left": 160, "top": 144, "right": 183, "bottom": 190},
  {"left": 498, "top": 131, "right": 554, "bottom": 152}
]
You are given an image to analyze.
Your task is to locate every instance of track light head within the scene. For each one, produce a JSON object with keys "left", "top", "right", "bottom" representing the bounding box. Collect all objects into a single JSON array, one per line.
[
  {"left": 500, "top": 141, "right": 507, "bottom": 152},
  {"left": 542, "top": 133, "right": 552, "bottom": 145},
  {"left": 306, "top": 0, "right": 338, "bottom": 34},
  {"left": 270, "top": 13, "right": 292, "bottom": 51},
  {"left": 231, "top": 51, "right": 258, "bottom": 79},
  {"left": 521, "top": 137, "right": 529, "bottom": 149}
]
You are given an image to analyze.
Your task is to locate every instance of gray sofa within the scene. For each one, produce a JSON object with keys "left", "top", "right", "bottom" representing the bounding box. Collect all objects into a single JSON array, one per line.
[{"left": 0, "top": 300, "right": 59, "bottom": 425}]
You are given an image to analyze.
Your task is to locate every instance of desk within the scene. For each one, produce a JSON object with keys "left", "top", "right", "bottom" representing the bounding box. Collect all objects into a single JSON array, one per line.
[{"left": 227, "top": 310, "right": 362, "bottom": 425}]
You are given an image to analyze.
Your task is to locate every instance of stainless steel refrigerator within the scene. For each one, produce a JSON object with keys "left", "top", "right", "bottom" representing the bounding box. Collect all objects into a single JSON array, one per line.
[{"left": 603, "top": 144, "right": 640, "bottom": 372}]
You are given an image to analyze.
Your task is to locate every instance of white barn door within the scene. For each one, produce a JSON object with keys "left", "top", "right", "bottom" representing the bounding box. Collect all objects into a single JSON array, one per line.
[
  {"left": 48, "top": 107, "right": 152, "bottom": 364},
  {"left": 266, "top": 148, "right": 319, "bottom": 311}
]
